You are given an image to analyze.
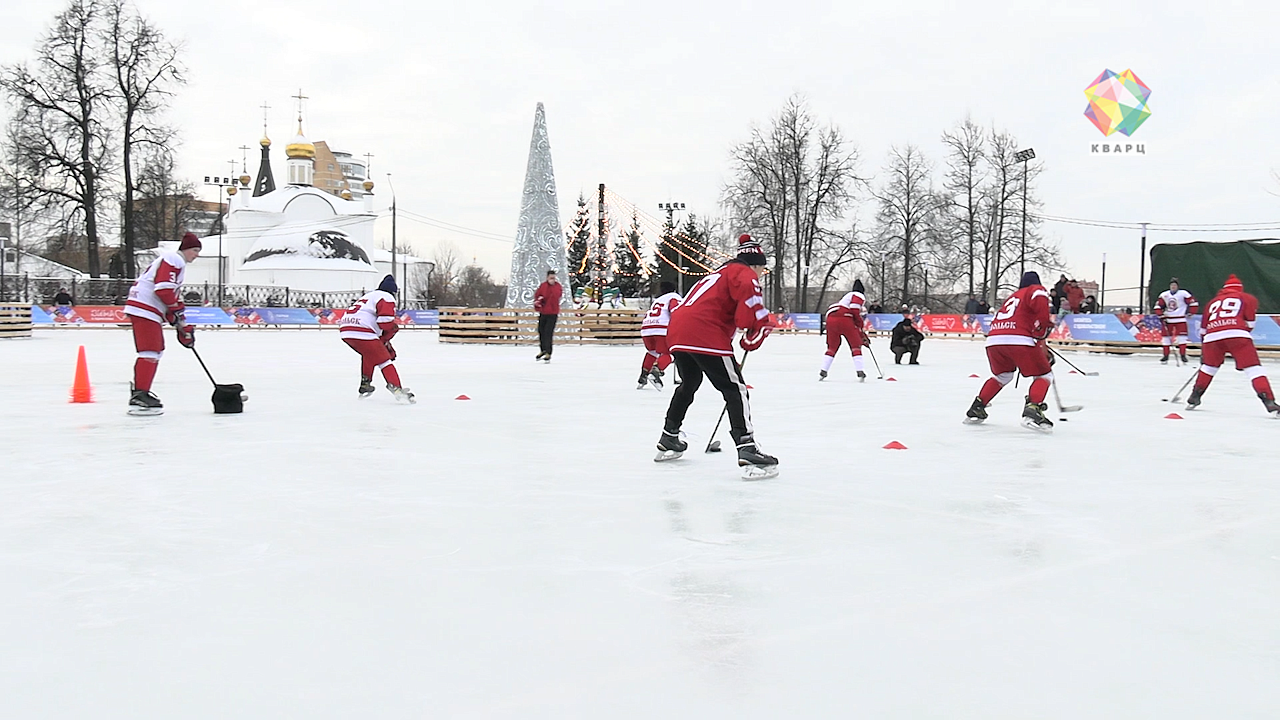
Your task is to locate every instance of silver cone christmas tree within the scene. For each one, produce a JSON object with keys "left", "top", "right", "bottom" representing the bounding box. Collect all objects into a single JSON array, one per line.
[{"left": 505, "top": 103, "right": 566, "bottom": 308}]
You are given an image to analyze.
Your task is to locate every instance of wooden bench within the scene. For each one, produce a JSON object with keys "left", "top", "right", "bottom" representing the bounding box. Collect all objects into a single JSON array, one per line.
[{"left": 438, "top": 307, "right": 642, "bottom": 345}]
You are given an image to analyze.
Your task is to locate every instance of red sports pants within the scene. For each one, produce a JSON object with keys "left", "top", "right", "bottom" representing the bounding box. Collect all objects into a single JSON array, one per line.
[
  {"left": 979, "top": 343, "right": 1053, "bottom": 405},
  {"left": 1195, "top": 337, "right": 1273, "bottom": 398},
  {"left": 825, "top": 315, "right": 864, "bottom": 357},
  {"left": 642, "top": 335, "right": 672, "bottom": 372},
  {"left": 130, "top": 316, "right": 165, "bottom": 392},
  {"left": 344, "top": 338, "right": 401, "bottom": 386}
]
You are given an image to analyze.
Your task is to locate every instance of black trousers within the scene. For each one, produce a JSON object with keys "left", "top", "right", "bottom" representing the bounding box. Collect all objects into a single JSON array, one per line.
[
  {"left": 537, "top": 314, "right": 558, "bottom": 356},
  {"left": 892, "top": 338, "right": 920, "bottom": 364},
  {"left": 664, "top": 351, "right": 755, "bottom": 448}
]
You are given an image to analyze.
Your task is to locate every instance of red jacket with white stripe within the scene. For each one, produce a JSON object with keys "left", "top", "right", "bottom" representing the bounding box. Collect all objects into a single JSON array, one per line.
[
  {"left": 641, "top": 291, "right": 683, "bottom": 337},
  {"left": 985, "top": 284, "right": 1052, "bottom": 347},
  {"left": 666, "top": 261, "right": 769, "bottom": 356},
  {"left": 338, "top": 290, "right": 399, "bottom": 342},
  {"left": 124, "top": 251, "right": 186, "bottom": 324},
  {"left": 1200, "top": 289, "right": 1258, "bottom": 344},
  {"left": 825, "top": 291, "right": 865, "bottom": 322}
]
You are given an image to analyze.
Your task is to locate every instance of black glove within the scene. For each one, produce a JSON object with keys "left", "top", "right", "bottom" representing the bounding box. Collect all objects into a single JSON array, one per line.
[{"left": 385, "top": 341, "right": 397, "bottom": 361}]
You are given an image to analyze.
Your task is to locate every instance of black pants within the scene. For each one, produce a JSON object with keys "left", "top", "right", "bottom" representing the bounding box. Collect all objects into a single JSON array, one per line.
[
  {"left": 892, "top": 338, "right": 920, "bottom": 364},
  {"left": 664, "top": 351, "right": 755, "bottom": 449},
  {"left": 537, "top": 314, "right": 557, "bottom": 356}
]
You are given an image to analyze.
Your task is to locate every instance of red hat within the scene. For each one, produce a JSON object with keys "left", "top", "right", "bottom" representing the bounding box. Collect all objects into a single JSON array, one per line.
[
  {"left": 736, "top": 233, "right": 766, "bottom": 266},
  {"left": 1223, "top": 274, "right": 1243, "bottom": 291},
  {"left": 179, "top": 232, "right": 202, "bottom": 251}
]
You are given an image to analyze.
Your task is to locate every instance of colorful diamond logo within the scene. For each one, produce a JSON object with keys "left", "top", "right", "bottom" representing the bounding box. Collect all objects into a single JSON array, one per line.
[{"left": 1084, "top": 69, "right": 1152, "bottom": 137}]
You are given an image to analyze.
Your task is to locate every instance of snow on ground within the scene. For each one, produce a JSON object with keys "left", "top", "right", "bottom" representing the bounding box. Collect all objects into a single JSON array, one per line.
[{"left": 1, "top": 328, "right": 1278, "bottom": 719}]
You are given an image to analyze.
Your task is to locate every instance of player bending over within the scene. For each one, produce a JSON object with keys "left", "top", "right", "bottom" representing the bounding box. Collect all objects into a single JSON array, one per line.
[
  {"left": 638, "top": 281, "right": 682, "bottom": 389},
  {"left": 1187, "top": 274, "right": 1280, "bottom": 416},
  {"left": 965, "top": 271, "right": 1056, "bottom": 432},
  {"left": 655, "top": 234, "right": 778, "bottom": 478},
  {"left": 123, "top": 232, "right": 201, "bottom": 415},
  {"left": 820, "top": 279, "right": 869, "bottom": 381},
  {"left": 339, "top": 275, "right": 414, "bottom": 403},
  {"left": 1156, "top": 277, "right": 1198, "bottom": 364}
]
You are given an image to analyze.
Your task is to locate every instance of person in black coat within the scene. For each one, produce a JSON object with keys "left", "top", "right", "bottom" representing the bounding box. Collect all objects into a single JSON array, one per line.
[{"left": 891, "top": 317, "right": 924, "bottom": 365}]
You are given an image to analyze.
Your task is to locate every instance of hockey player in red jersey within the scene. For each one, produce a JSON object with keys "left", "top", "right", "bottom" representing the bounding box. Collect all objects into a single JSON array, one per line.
[
  {"left": 965, "top": 271, "right": 1056, "bottom": 431},
  {"left": 1155, "top": 278, "right": 1198, "bottom": 364},
  {"left": 1186, "top": 274, "right": 1279, "bottom": 415},
  {"left": 123, "top": 232, "right": 201, "bottom": 415},
  {"left": 638, "top": 281, "right": 682, "bottom": 389},
  {"left": 339, "top": 275, "right": 414, "bottom": 403},
  {"left": 820, "top": 279, "right": 869, "bottom": 381},
  {"left": 655, "top": 234, "right": 778, "bottom": 478}
]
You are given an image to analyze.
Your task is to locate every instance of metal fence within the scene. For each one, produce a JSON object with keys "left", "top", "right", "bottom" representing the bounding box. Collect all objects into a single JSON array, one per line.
[{"left": 0, "top": 275, "right": 436, "bottom": 309}]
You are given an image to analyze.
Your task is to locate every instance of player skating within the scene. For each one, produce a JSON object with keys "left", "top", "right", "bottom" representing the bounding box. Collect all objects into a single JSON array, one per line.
[
  {"left": 820, "top": 279, "right": 868, "bottom": 381},
  {"left": 654, "top": 234, "right": 778, "bottom": 479},
  {"left": 1186, "top": 274, "right": 1280, "bottom": 416},
  {"left": 339, "top": 275, "right": 414, "bottom": 403},
  {"left": 965, "top": 271, "right": 1056, "bottom": 432},
  {"left": 123, "top": 232, "right": 201, "bottom": 415},
  {"left": 1156, "top": 278, "right": 1198, "bottom": 364},
  {"left": 638, "top": 281, "right": 682, "bottom": 390}
]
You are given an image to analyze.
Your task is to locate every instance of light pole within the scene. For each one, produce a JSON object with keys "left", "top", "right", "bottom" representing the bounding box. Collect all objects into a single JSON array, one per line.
[
  {"left": 203, "top": 169, "right": 237, "bottom": 306},
  {"left": 658, "top": 202, "right": 686, "bottom": 293},
  {"left": 880, "top": 252, "right": 888, "bottom": 309},
  {"left": 1014, "top": 148, "right": 1036, "bottom": 277},
  {"left": 386, "top": 173, "right": 398, "bottom": 305},
  {"left": 1100, "top": 252, "right": 1107, "bottom": 310},
  {"left": 1138, "top": 222, "right": 1148, "bottom": 311}
]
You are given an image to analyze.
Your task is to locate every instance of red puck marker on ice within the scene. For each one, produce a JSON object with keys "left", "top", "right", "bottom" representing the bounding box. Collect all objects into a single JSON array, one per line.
[
  {"left": 1164, "top": 413, "right": 1183, "bottom": 419},
  {"left": 455, "top": 395, "right": 471, "bottom": 400},
  {"left": 882, "top": 441, "right": 908, "bottom": 450},
  {"left": 1069, "top": 371, "right": 1079, "bottom": 375},
  {"left": 969, "top": 374, "right": 980, "bottom": 378},
  {"left": 746, "top": 385, "right": 754, "bottom": 390},
  {"left": 886, "top": 377, "right": 897, "bottom": 382}
]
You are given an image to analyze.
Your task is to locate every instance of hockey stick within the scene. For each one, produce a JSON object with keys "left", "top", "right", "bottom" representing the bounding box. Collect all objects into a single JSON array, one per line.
[
  {"left": 1052, "top": 382, "right": 1082, "bottom": 413},
  {"left": 705, "top": 351, "right": 749, "bottom": 453},
  {"left": 1163, "top": 370, "right": 1199, "bottom": 403},
  {"left": 190, "top": 347, "right": 218, "bottom": 387},
  {"left": 1048, "top": 347, "right": 1099, "bottom": 376},
  {"left": 866, "top": 345, "right": 884, "bottom": 379}
]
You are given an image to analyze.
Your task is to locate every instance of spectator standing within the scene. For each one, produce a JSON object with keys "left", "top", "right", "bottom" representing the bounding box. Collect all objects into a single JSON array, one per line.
[
  {"left": 1051, "top": 274, "right": 1069, "bottom": 314},
  {"left": 1079, "top": 295, "right": 1099, "bottom": 313},
  {"left": 533, "top": 270, "right": 562, "bottom": 362},
  {"left": 53, "top": 288, "right": 73, "bottom": 306},
  {"left": 1065, "top": 280, "right": 1085, "bottom": 313},
  {"left": 963, "top": 295, "right": 980, "bottom": 314}
]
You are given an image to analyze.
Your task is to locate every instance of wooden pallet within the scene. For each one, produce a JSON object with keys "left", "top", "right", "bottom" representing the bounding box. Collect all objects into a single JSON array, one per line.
[
  {"left": 0, "top": 304, "right": 33, "bottom": 339},
  {"left": 439, "top": 307, "right": 643, "bottom": 345}
]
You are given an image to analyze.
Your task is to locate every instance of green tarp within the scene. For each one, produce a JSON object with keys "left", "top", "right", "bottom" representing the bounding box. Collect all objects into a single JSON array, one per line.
[{"left": 1149, "top": 240, "right": 1280, "bottom": 314}]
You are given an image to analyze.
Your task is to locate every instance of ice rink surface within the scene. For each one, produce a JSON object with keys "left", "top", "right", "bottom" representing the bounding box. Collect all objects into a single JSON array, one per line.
[{"left": 2, "top": 328, "right": 1278, "bottom": 719}]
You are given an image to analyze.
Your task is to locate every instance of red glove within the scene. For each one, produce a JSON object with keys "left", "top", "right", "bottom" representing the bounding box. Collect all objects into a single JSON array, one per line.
[
  {"left": 385, "top": 341, "right": 396, "bottom": 361},
  {"left": 176, "top": 323, "right": 195, "bottom": 348},
  {"left": 739, "top": 326, "right": 771, "bottom": 352},
  {"left": 861, "top": 333, "right": 871, "bottom": 347},
  {"left": 165, "top": 303, "right": 187, "bottom": 326}
]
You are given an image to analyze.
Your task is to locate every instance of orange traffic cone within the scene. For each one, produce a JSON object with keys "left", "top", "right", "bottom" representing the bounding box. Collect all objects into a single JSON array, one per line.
[{"left": 69, "top": 345, "right": 93, "bottom": 403}]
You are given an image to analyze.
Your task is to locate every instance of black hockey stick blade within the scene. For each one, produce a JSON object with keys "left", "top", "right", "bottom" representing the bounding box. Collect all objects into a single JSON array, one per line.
[{"left": 707, "top": 440, "right": 722, "bottom": 452}]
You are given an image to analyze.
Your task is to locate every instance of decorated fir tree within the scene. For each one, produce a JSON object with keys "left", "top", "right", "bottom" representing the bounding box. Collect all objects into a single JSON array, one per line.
[{"left": 565, "top": 193, "right": 592, "bottom": 292}]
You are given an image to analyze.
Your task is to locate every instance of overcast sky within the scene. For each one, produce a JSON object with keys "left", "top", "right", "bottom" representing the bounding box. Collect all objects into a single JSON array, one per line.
[{"left": 3, "top": 0, "right": 1278, "bottom": 306}]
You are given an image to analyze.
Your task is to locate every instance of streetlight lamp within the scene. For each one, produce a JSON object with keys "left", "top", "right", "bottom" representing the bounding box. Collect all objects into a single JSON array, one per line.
[
  {"left": 203, "top": 168, "right": 237, "bottom": 306},
  {"left": 1014, "top": 147, "right": 1036, "bottom": 277},
  {"left": 386, "top": 173, "right": 399, "bottom": 306}
]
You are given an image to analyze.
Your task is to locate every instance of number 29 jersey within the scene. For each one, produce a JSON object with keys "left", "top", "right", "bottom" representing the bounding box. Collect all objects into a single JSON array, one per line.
[
  {"left": 1200, "top": 289, "right": 1258, "bottom": 343},
  {"left": 985, "top": 284, "right": 1052, "bottom": 347}
]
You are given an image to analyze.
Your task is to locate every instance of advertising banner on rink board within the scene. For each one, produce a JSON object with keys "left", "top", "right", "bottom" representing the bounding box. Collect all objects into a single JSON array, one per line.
[
  {"left": 249, "top": 307, "right": 319, "bottom": 325},
  {"left": 1058, "top": 314, "right": 1137, "bottom": 342},
  {"left": 44, "top": 305, "right": 128, "bottom": 324},
  {"left": 30, "top": 305, "right": 53, "bottom": 324},
  {"left": 400, "top": 310, "right": 440, "bottom": 326},
  {"left": 772, "top": 313, "right": 821, "bottom": 331},
  {"left": 182, "top": 307, "right": 235, "bottom": 326}
]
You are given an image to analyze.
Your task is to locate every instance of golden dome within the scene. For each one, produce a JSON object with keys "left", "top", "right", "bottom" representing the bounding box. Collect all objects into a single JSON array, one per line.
[
  {"left": 362, "top": 180, "right": 374, "bottom": 192},
  {"left": 340, "top": 190, "right": 353, "bottom": 200},
  {"left": 285, "top": 118, "right": 315, "bottom": 159},
  {"left": 239, "top": 174, "right": 251, "bottom": 187},
  {"left": 259, "top": 135, "right": 271, "bottom": 147},
  {"left": 227, "top": 186, "right": 238, "bottom": 196}
]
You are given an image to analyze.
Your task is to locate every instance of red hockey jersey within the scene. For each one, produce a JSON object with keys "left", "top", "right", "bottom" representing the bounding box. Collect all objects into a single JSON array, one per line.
[
  {"left": 1200, "top": 288, "right": 1258, "bottom": 343},
  {"left": 124, "top": 251, "right": 186, "bottom": 324},
  {"left": 825, "top": 291, "right": 865, "bottom": 321},
  {"left": 986, "top": 284, "right": 1051, "bottom": 347},
  {"left": 338, "top": 290, "right": 398, "bottom": 341},
  {"left": 666, "top": 261, "right": 769, "bottom": 356}
]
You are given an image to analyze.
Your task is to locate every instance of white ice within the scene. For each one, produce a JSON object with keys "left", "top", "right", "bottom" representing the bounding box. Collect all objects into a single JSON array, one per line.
[{"left": 2, "top": 330, "right": 1278, "bottom": 719}]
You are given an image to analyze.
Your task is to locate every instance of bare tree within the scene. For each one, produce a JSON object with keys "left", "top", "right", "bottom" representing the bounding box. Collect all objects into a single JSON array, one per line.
[
  {"left": 132, "top": 146, "right": 199, "bottom": 248},
  {"left": 453, "top": 264, "right": 504, "bottom": 307},
  {"left": 106, "top": 0, "right": 183, "bottom": 276},
  {"left": 940, "top": 117, "right": 985, "bottom": 298},
  {"left": 429, "top": 242, "right": 460, "bottom": 305},
  {"left": 1, "top": 0, "right": 114, "bottom": 277},
  {"left": 872, "top": 145, "right": 939, "bottom": 306}
]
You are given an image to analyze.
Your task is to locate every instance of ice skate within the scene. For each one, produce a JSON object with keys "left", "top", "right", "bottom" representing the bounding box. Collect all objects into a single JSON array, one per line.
[
  {"left": 856, "top": 370, "right": 867, "bottom": 382},
  {"left": 127, "top": 389, "right": 164, "bottom": 416},
  {"left": 819, "top": 369, "right": 828, "bottom": 381},
  {"left": 387, "top": 384, "right": 416, "bottom": 404},
  {"left": 963, "top": 396, "right": 988, "bottom": 424},
  {"left": 358, "top": 376, "right": 376, "bottom": 398},
  {"left": 1259, "top": 392, "right": 1280, "bottom": 417},
  {"left": 1186, "top": 387, "right": 1204, "bottom": 410},
  {"left": 649, "top": 368, "right": 664, "bottom": 390},
  {"left": 1180, "top": 352, "right": 1189, "bottom": 364},
  {"left": 654, "top": 431, "right": 687, "bottom": 462},
  {"left": 1160, "top": 354, "right": 1169, "bottom": 364},
  {"left": 1020, "top": 398, "right": 1054, "bottom": 433},
  {"left": 737, "top": 444, "right": 779, "bottom": 480},
  {"left": 535, "top": 352, "right": 547, "bottom": 362},
  {"left": 636, "top": 370, "right": 649, "bottom": 390}
]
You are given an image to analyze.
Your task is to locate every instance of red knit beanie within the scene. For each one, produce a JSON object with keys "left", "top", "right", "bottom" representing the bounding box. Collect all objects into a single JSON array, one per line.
[
  {"left": 1223, "top": 274, "right": 1243, "bottom": 292},
  {"left": 735, "top": 234, "right": 766, "bottom": 266},
  {"left": 179, "top": 232, "right": 202, "bottom": 251}
]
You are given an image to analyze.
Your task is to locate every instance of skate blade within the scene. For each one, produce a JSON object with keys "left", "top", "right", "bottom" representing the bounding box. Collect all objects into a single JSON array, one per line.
[
  {"left": 741, "top": 465, "right": 779, "bottom": 480},
  {"left": 637, "top": 383, "right": 646, "bottom": 390},
  {"left": 654, "top": 450, "right": 684, "bottom": 462},
  {"left": 962, "top": 416, "right": 986, "bottom": 425},
  {"left": 127, "top": 407, "right": 164, "bottom": 417},
  {"left": 1020, "top": 418, "right": 1054, "bottom": 433}
]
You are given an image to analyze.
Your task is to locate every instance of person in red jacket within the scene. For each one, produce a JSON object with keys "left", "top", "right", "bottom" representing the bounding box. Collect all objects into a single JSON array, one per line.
[
  {"left": 965, "top": 271, "right": 1056, "bottom": 431},
  {"left": 533, "top": 270, "right": 562, "bottom": 362},
  {"left": 123, "top": 232, "right": 201, "bottom": 415},
  {"left": 655, "top": 234, "right": 778, "bottom": 477},
  {"left": 1187, "top": 274, "right": 1280, "bottom": 415}
]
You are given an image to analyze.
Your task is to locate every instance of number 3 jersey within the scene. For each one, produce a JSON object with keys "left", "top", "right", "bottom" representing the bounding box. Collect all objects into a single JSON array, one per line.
[
  {"left": 666, "top": 261, "right": 770, "bottom": 356},
  {"left": 1200, "top": 286, "right": 1258, "bottom": 343},
  {"left": 985, "top": 284, "right": 1052, "bottom": 347},
  {"left": 641, "top": 291, "right": 683, "bottom": 337}
]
